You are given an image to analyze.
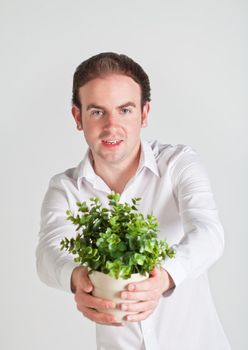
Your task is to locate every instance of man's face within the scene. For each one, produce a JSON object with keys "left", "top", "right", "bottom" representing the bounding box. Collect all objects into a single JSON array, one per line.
[{"left": 72, "top": 74, "right": 149, "bottom": 167}]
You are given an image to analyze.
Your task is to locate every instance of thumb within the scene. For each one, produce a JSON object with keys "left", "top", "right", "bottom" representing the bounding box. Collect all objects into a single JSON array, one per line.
[
  {"left": 72, "top": 266, "right": 93, "bottom": 293},
  {"left": 83, "top": 277, "right": 93, "bottom": 293},
  {"left": 82, "top": 268, "right": 93, "bottom": 293},
  {"left": 149, "top": 266, "right": 160, "bottom": 277}
]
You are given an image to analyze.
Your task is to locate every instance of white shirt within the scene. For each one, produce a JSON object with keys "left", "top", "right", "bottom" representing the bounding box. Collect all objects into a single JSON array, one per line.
[{"left": 36, "top": 139, "right": 231, "bottom": 350}]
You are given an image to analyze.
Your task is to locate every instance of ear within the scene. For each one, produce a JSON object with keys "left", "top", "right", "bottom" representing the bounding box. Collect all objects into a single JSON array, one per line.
[
  {"left": 141, "top": 102, "right": 150, "bottom": 128},
  {"left": 72, "top": 105, "right": 83, "bottom": 130}
]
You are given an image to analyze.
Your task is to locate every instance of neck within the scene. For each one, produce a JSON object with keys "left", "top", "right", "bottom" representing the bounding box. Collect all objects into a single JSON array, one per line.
[{"left": 91, "top": 146, "right": 141, "bottom": 194}]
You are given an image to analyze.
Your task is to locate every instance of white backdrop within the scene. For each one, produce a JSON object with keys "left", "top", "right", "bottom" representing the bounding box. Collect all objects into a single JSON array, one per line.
[{"left": 1, "top": 0, "right": 247, "bottom": 349}]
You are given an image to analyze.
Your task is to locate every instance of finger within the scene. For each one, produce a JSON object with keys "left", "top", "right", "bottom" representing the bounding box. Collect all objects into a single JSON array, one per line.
[
  {"left": 122, "top": 300, "right": 157, "bottom": 313},
  {"left": 127, "top": 278, "right": 154, "bottom": 292},
  {"left": 149, "top": 267, "right": 160, "bottom": 277},
  {"left": 81, "top": 306, "right": 123, "bottom": 326},
  {"left": 79, "top": 269, "right": 94, "bottom": 293},
  {"left": 120, "top": 300, "right": 157, "bottom": 313},
  {"left": 121, "top": 289, "right": 160, "bottom": 301},
  {"left": 75, "top": 291, "right": 116, "bottom": 310},
  {"left": 109, "top": 323, "right": 125, "bottom": 327},
  {"left": 81, "top": 305, "right": 115, "bottom": 323},
  {"left": 126, "top": 310, "right": 153, "bottom": 322},
  {"left": 127, "top": 269, "right": 161, "bottom": 292},
  {"left": 127, "top": 270, "right": 161, "bottom": 292},
  {"left": 72, "top": 266, "right": 93, "bottom": 293}
]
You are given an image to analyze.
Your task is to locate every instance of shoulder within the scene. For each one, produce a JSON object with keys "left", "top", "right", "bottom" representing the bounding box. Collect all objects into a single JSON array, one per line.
[
  {"left": 145, "top": 140, "right": 206, "bottom": 183},
  {"left": 147, "top": 140, "right": 199, "bottom": 165},
  {"left": 41, "top": 164, "right": 82, "bottom": 211},
  {"left": 48, "top": 163, "right": 81, "bottom": 190}
]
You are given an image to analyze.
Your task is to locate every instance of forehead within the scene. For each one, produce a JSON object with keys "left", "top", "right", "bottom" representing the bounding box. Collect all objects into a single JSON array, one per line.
[{"left": 78, "top": 74, "right": 141, "bottom": 105}]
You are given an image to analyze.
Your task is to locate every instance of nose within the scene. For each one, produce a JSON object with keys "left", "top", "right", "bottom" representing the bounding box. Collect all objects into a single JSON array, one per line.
[{"left": 103, "top": 112, "right": 119, "bottom": 128}]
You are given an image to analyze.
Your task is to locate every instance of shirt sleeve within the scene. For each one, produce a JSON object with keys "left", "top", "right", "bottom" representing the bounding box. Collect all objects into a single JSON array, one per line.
[
  {"left": 162, "top": 146, "right": 225, "bottom": 287},
  {"left": 35, "top": 176, "right": 79, "bottom": 293}
]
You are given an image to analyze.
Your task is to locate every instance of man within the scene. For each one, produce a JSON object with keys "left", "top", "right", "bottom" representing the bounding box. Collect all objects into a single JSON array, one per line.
[{"left": 36, "top": 52, "right": 230, "bottom": 349}]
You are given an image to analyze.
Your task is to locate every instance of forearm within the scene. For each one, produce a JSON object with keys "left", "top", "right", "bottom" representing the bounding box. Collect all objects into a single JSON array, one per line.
[
  {"left": 163, "top": 147, "right": 225, "bottom": 287},
  {"left": 36, "top": 177, "right": 79, "bottom": 293},
  {"left": 36, "top": 237, "right": 78, "bottom": 292}
]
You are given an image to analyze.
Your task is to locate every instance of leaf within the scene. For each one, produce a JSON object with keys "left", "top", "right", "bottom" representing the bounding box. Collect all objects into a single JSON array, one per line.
[
  {"left": 60, "top": 191, "right": 175, "bottom": 277},
  {"left": 133, "top": 253, "right": 146, "bottom": 265},
  {"left": 93, "top": 218, "right": 102, "bottom": 231},
  {"left": 75, "top": 241, "right": 81, "bottom": 250}
]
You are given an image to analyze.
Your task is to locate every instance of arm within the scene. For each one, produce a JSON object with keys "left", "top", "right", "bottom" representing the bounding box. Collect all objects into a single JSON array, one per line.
[
  {"left": 36, "top": 176, "right": 80, "bottom": 292},
  {"left": 163, "top": 146, "right": 224, "bottom": 286},
  {"left": 119, "top": 147, "right": 224, "bottom": 321},
  {"left": 36, "top": 176, "right": 121, "bottom": 325},
  {"left": 36, "top": 176, "right": 79, "bottom": 292}
]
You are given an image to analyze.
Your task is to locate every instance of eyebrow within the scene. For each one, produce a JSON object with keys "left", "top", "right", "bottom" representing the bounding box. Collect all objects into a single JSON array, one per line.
[{"left": 86, "top": 101, "right": 136, "bottom": 111}]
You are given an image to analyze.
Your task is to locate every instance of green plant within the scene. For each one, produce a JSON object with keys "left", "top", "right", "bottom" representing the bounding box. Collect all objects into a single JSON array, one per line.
[{"left": 60, "top": 192, "right": 175, "bottom": 279}]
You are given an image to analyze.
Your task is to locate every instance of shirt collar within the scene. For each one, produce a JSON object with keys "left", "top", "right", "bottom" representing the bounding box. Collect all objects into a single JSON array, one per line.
[
  {"left": 76, "top": 148, "right": 96, "bottom": 189},
  {"left": 137, "top": 137, "right": 160, "bottom": 177},
  {"left": 76, "top": 138, "right": 160, "bottom": 189}
]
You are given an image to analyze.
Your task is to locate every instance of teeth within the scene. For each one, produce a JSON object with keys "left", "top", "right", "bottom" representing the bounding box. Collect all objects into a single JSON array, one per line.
[{"left": 103, "top": 140, "right": 119, "bottom": 144}]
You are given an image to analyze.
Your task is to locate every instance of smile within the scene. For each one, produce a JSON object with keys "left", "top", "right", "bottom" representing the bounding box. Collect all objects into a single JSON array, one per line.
[
  {"left": 101, "top": 139, "right": 123, "bottom": 147},
  {"left": 102, "top": 140, "right": 122, "bottom": 145}
]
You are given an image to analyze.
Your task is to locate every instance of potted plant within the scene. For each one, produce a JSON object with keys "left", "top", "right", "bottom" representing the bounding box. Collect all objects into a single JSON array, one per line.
[{"left": 60, "top": 192, "right": 175, "bottom": 322}]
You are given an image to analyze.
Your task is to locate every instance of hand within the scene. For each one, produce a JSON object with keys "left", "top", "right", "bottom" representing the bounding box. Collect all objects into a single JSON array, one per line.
[
  {"left": 71, "top": 266, "right": 123, "bottom": 326},
  {"left": 120, "top": 267, "right": 175, "bottom": 322}
]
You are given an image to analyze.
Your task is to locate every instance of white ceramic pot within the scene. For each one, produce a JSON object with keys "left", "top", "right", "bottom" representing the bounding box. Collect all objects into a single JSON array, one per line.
[{"left": 88, "top": 270, "right": 148, "bottom": 322}]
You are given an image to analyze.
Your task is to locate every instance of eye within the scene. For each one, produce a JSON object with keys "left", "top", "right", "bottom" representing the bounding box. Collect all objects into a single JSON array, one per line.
[
  {"left": 121, "top": 107, "right": 132, "bottom": 114},
  {"left": 90, "top": 110, "right": 104, "bottom": 117}
]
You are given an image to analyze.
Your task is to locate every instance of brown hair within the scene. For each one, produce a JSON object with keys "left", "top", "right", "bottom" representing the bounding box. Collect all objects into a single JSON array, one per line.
[{"left": 72, "top": 52, "right": 151, "bottom": 109}]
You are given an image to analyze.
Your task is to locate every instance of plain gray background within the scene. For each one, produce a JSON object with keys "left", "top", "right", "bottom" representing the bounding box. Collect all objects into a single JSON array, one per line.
[{"left": 1, "top": 0, "right": 247, "bottom": 349}]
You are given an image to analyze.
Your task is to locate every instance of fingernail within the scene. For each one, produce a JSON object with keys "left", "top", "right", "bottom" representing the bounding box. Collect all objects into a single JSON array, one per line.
[
  {"left": 122, "top": 293, "right": 127, "bottom": 299},
  {"left": 121, "top": 304, "right": 127, "bottom": 311},
  {"left": 128, "top": 284, "right": 135, "bottom": 291}
]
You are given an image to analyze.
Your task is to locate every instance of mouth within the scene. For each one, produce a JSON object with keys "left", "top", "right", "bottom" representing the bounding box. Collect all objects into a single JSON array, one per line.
[{"left": 101, "top": 139, "right": 123, "bottom": 147}]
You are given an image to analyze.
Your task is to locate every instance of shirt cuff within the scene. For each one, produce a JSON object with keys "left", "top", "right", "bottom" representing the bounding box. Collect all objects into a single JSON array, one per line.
[
  {"left": 59, "top": 260, "right": 79, "bottom": 293},
  {"left": 162, "top": 257, "right": 187, "bottom": 288}
]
